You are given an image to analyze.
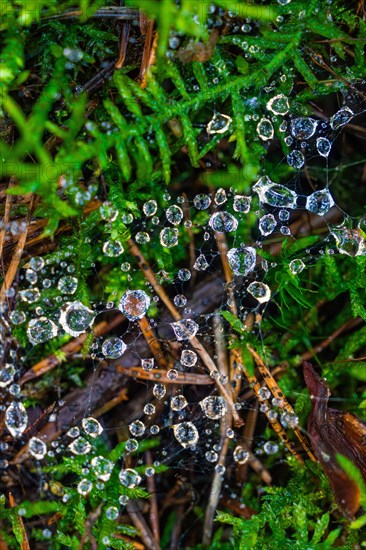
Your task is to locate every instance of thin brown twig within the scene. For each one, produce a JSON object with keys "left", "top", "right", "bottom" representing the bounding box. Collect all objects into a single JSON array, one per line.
[
  {"left": 126, "top": 501, "right": 160, "bottom": 550},
  {"left": 128, "top": 239, "right": 243, "bottom": 426}
]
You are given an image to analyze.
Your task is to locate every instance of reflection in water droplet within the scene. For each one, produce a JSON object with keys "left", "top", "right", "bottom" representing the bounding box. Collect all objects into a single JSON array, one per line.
[
  {"left": 119, "top": 290, "right": 150, "bottom": 321},
  {"left": 266, "top": 94, "right": 289, "bottom": 115},
  {"left": 200, "top": 396, "right": 226, "bottom": 419},
  {"left": 60, "top": 302, "right": 95, "bottom": 337},
  {"left": 27, "top": 317, "right": 58, "bottom": 345},
  {"left": 256, "top": 118, "right": 274, "bottom": 141},
  {"left": 206, "top": 113, "right": 232, "bottom": 134},
  {"left": 227, "top": 246, "right": 256, "bottom": 275},
  {"left": 247, "top": 281, "right": 271, "bottom": 303},
  {"left": 171, "top": 319, "right": 199, "bottom": 340},
  {"left": 5, "top": 402, "right": 28, "bottom": 438},
  {"left": 209, "top": 211, "right": 238, "bottom": 233},
  {"left": 173, "top": 422, "right": 199, "bottom": 447},
  {"left": 305, "top": 189, "right": 334, "bottom": 216}
]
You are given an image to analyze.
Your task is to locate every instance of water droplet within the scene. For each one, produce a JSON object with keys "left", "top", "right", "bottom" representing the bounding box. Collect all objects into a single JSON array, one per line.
[
  {"left": 129, "top": 420, "right": 145, "bottom": 437},
  {"left": 119, "top": 468, "right": 141, "bottom": 488},
  {"left": 256, "top": 118, "right": 274, "bottom": 140},
  {"left": 287, "top": 150, "right": 305, "bottom": 169},
  {"left": 214, "top": 188, "right": 227, "bottom": 205},
  {"left": 207, "top": 113, "right": 232, "bottom": 134},
  {"left": 102, "top": 240, "right": 124, "bottom": 257},
  {"left": 233, "top": 445, "right": 250, "bottom": 464},
  {"left": 193, "top": 254, "right": 209, "bottom": 271},
  {"left": 316, "top": 137, "right": 332, "bottom": 157},
  {"left": 193, "top": 194, "right": 211, "bottom": 210},
  {"left": 253, "top": 176, "right": 297, "bottom": 208},
  {"left": 200, "top": 396, "right": 226, "bottom": 419},
  {"left": 68, "top": 436, "right": 91, "bottom": 455},
  {"left": 205, "top": 450, "right": 218, "bottom": 463},
  {"left": 59, "top": 301, "right": 95, "bottom": 337},
  {"left": 135, "top": 231, "right": 150, "bottom": 244},
  {"left": 119, "top": 290, "right": 150, "bottom": 320},
  {"left": 177, "top": 268, "right": 191, "bottom": 281},
  {"left": 263, "top": 441, "right": 279, "bottom": 455},
  {"left": 331, "top": 228, "right": 366, "bottom": 256},
  {"left": 289, "top": 259, "right": 305, "bottom": 274},
  {"left": 29, "top": 437, "right": 47, "bottom": 459},
  {"left": 306, "top": 189, "right": 334, "bottom": 216},
  {"left": 5, "top": 402, "right": 27, "bottom": 438},
  {"left": 247, "top": 281, "right": 271, "bottom": 303},
  {"left": 106, "top": 506, "right": 119, "bottom": 520},
  {"left": 259, "top": 214, "right": 277, "bottom": 236},
  {"left": 330, "top": 106, "right": 354, "bottom": 130},
  {"left": 58, "top": 275, "right": 78, "bottom": 295},
  {"left": 125, "top": 439, "right": 139, "bottom": 452},
  {"left": 173, "top": 422, "right": 199, "bottom": 448},
  {"left": 166, "top": 205, "right": 183, "bottom": 225},
  {"left": 266, "top": 94, "right": 289, "bottom": 115},
  {"left": 171, "top": 395, "right": 188, "bottom": 411},
  {"left": 142, "top": 358, "right": 154, "bottom": 372},
  {"left": 99, "top": 201, "right": 118, "bottom": 221},
  {"left": 27, "top": 317, "right": 58, "bottom": 345},
  {"left": 180, "top": 349, "right": 198, "bottom": 367},
  {"left": 0, "top": 364, "right": 15, "bottom": 387},
  {"left": 233, "top": 195, "right": 252, "bottom": 213},
  {"left": 153, "top": 383, "right": 166, "bottom": 399},
  {"left": 290, "top": 117, "right": 317, "bottom": 139},
  {"left": 160, "top": 227, "right": 179, "bottom": 247},
  {"left": 143, "top": 200, "right": 158, "bottom": 217},
  {"left": 227, "top": 246, "right": 256, "bottom": 275},
  {"left": 258, "top": 386, "right": 271, "bottom": 400},
  {"left": 77, "top": 478, "right": 93, "bottom": 496},
  {"left": 209, "top": 212, "right": 238, "bottom": 233},
  {"left": 280, "top": 412, "right": 298, "bottom": 428},
  {"left": 82, "top": 417, "right": 103, "bottom": 438},
  {"left": 29, "top": 256, "right": 45, "bottom": 271},
  {"left": 102, "top": 337, "right": 126, "bottom": 358},
  {"left": 91, "top": 456, "right": 113, "bottom": 481},
  {"left": 171, "top": 319, "right": 199, "bottom": 340},
  {"left": 144, "top": 403, "right": 156, "bottom": 415}
]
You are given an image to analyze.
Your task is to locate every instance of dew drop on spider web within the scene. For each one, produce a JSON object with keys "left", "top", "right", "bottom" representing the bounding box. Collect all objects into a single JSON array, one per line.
[
  {"left": 166, "top": 205, "right": 183, "bottom": 225},
  {"left": 0, "top": 364, "right": 15, "bottom": 387},
  {"left": 135, "top": 231, "right": 150, "bottom": 244},
  {"left": 171, "top": 319, "right": 199, "bottom": 340},
  {"left": 160, "top": 227, "right": 179, "bottom": 247},
  {"left": 173, "top": 421, "right": 199, "bottom": 448},
  {"left": 144, "top": 403, "right": 156, "bottom": 415},
  {"left": 59, "top": 301, "right": 95, "bottom": 337},
  {"left": 77, "top": 478, "right": 93, "bottom": 496},
  {"left": 305, "top": 189, "right": 334, "bottom": 216},
  {"left": 227, "top": 246, "right": 256, "bottom": 276},
  {"left": 82, "top": 417, "right": 103, "bottom": 438},
  {"left": 247, "top": 281, "right": 271, "bottom": 304},
  {"left": 171, "top": 395, "right": 188, "bottom": 411},
  {"left": 193, "top": 254, "right": 209, "bottom": 271},
  {"left": 153, "top": 384, "right": 166, "bottom": 399},
  {"left": 263, "top": 441, "right": 279, "bottom": 455},
  {"left": 119, "top": 290, "right": 151, "bottom": 321},
  {"left": 91, "top": 456, "right": 113, "bottom": 481},
  {"left": 173, "top": 294, "right": 187, "bottom": 307},
  {"left": 330, "top": 106, "right": 354, "bottom": 130},
  {"left": 129, "top": 420, "right": 145, "bottom": 437},
  {"left": 102, "top": 337, "right": 126, "bottom": 358},
  {"left": 167, "top": 368, "right": 179, "bottom": 380},
  {"left": 290, "top": 117, "right": 317, "bottom": 140},
  {"left": 286, "top": 150, "right": 305, "bottom": 169},
  {"left": 233, "top": 194, "right": 251, "bottom": 213},
  {"left": 233, "top": 445, "right": 250, "bottom": 464},
  {"left": 27, "top": 317, "right": 58, "bottom": 345},
  {"left": 258, "top": 214, "right": 277, "bottom": 236},
  {"left": 256, "top": 118, "right": 274, "bottom": 140},
  {"left": 58, "top": 275, "right": 78, "bottom": 295},
  {"left": 280, "top": 412, "right": 299, "bottom": 428},
  {"left": 289, "top": 259, "right": 305, "bottom": 274},
  {"left": 68, "top": 437, "right": 91, "bottom": 455},
  {"left": 141, "top": 358, "right": 154, "bottom": 372},
  {"left": 106, "top": 506, "right": 119, "bottom": 520},
  {"left": 331, "top": 228, "right": 366, "bottom": 256},
  {"left": 29, "top": 437, "right": 47, "bottom": 459},
  {"left": 316, "top": 137, "right": 332, "bottom": 157},
  {"left": 177, "top": 268, "right": 191, "bottom": 281},
  {"left": 119, "top": 468, "right": 142, "bottom": 488},
  {"left": 99, "top": 201, "right": 118, "bottom": 222},
  {"left": 214, "top": 188, "right": 227, "bottom": 205},
  {"left": 200, "top": 396, "right": 226, "bottom": 419},
  {"left": 206, "top": 113, "right": 232, "bottom": 134},
  {"left": 205, "top": 450, "right": 218, "bottom": 463},
  {"left": 102, "top": 240, "right": 124, "bottom": 257},
  {"left": 209, "top": 211, "right": 238, "bottom": 233},
  {"left": 125, "top": 439, "right": 139, "bottom": 453},
  {"left": 253, "top": 176, "right": 297, "bottom": 209},
  {"left": 143, "top": 200, "right": 158, "bottom": 217},
  {"left": 193, "top": 194, "right": 211, "bottom": 210},
  {"left": 180, "top": 349, "right": 197, "bottom": 367},
  {"left": 266, "top": 93, "right": 289, "bottom": 115},
  {"left": 5, "top": 402, "right": 27, "bottom": 438},
  {"left": 29, "top": 256, "right": 45, "bottom": 271},
  {"left": 258, "top": 387, "right": 271, "bottom": 401}
]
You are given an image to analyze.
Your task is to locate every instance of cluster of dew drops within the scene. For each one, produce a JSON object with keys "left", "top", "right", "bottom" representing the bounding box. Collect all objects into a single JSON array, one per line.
[{"left": 2, "top": 80, "right": 366, "bottom": 508}]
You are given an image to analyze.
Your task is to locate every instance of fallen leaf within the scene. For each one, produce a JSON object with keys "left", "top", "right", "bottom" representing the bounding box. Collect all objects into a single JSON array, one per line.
[{"left": 304, "top": 362, "right": 366, "bottom": 519}]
